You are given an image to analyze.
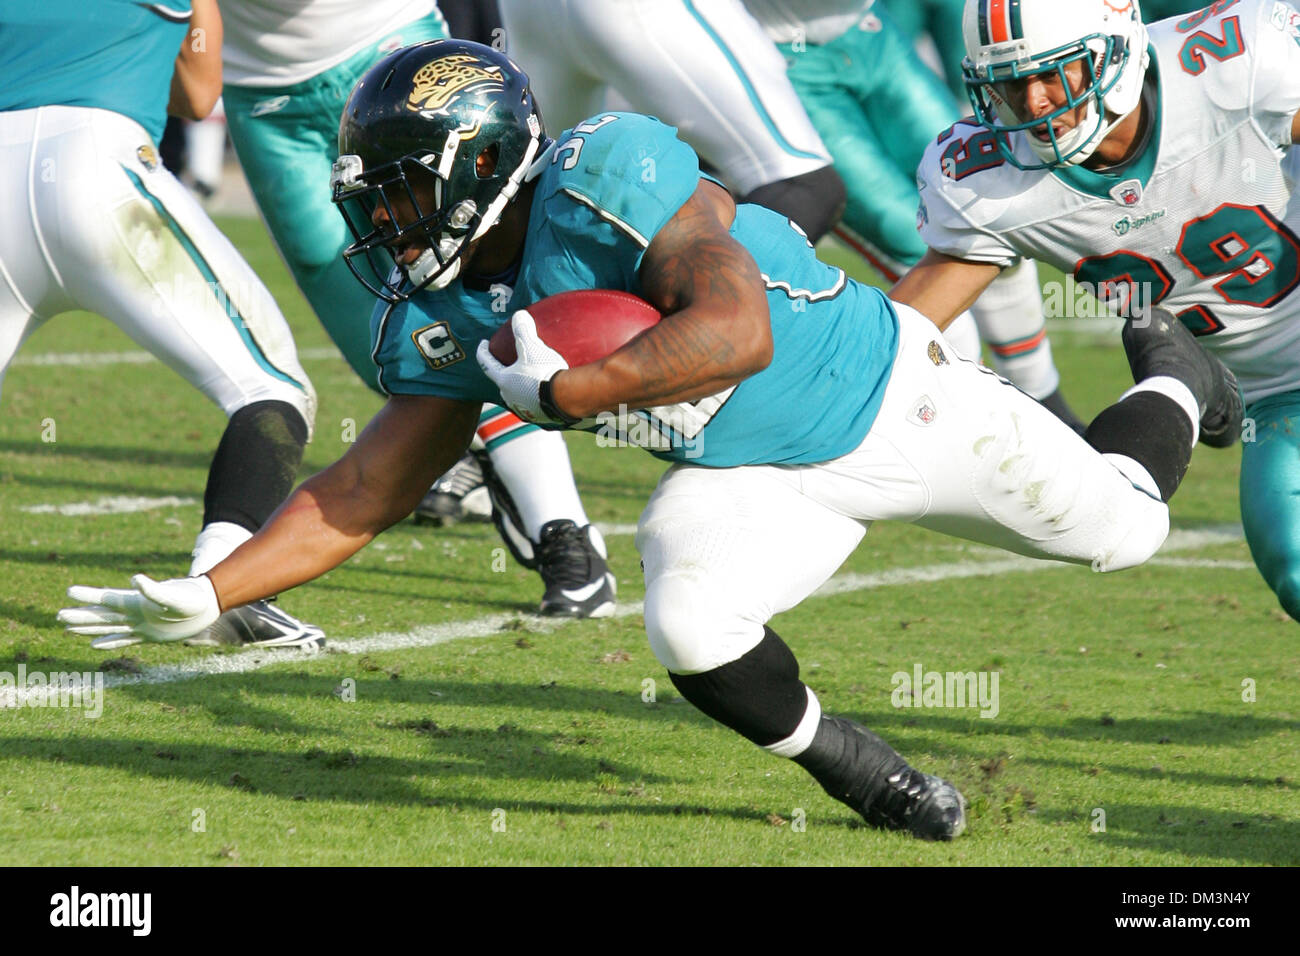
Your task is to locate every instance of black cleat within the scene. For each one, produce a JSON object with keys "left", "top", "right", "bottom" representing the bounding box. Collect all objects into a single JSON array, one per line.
[
  {"left": 796, "top": 715, "right": 966, "bottom": 840},
  {"left": 861, "top": 766, "right": 968, "bottom": 841},
  {"left": 414, "top": 452, "right": 492, "bottom": 525},
  {"left": 1197, "top": 363, "right": 1244, "bottom": 449},
  {"left": 185, "top": 599, "right": 325, "bottom": 650},
  {"left": 1123, "top": 307, "right": 1243, "bottom": 448},
  {"left": 535, "top": 520, "right": 616, "bottom": 618}
]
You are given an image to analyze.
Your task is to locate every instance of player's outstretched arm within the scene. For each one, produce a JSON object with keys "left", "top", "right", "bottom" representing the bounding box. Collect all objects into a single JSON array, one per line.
[
  {"left": 60, "top": 396, "right": 479, "bottom": 643},
  {"left": 207, "top": 395, "right": 479, "bottom": 609},
  {"left": 889, "top": 248, "right": 1001, "bottom": 330},
  {"left": 550, "top": 180, "right": 773, "bottom": 418},
  {"left": 168, "top": 0, "right": 223, "bottom": 120}
]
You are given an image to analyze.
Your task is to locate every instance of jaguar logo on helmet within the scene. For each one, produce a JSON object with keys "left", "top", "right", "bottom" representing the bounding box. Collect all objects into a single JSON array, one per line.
[
  {"left": 406, "top": 55, "right": 505, "bottom": 116},
  {"left": 332, "top": 39, "right": 549, "bottom": 305}
]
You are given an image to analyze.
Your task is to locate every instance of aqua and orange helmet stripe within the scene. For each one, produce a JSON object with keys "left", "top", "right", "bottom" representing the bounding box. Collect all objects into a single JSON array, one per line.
[{"left": 977, "top": 0, "right": 1024, "bottom": 45}]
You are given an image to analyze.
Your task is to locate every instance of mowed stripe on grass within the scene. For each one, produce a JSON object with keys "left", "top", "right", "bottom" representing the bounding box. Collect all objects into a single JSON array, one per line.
[{"left": 4, "top": 525, "right": 1246, "bottom": 708}]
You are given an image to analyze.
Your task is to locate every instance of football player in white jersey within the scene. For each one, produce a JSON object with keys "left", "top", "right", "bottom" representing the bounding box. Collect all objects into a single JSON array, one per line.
[
  {"left": 0, "top": 0, "right": 323, "bottom": 649},
  {"left": 743, "top": 0, "right": 1087, "bottom": 430},
  {"left": 497, "top": 0, "right": 848, "bottom": 243},
  {"left": 891, "top": 0, "right": 1300, "bottom": 620}
]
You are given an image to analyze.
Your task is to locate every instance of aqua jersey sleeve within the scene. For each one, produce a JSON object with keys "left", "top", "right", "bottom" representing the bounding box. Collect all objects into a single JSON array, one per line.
[
  {"left": 369, "top": 285, "right": 504, "bottom": 404},
  {"left": 0, "top": 0, "right": 190, "bottom": 144},
  {"left": 519, "top": 112, "right": 702, "bottom": 298}
]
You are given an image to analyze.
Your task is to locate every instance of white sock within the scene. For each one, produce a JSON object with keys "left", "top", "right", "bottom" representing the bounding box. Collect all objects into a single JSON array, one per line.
[
  {"left": 943, "top": 310, "right": 981, "bottom": 360},
  {"left": 189, "top": 521, "right": 252, "bottom": 576},
  {"left": 1121, "top": 375, "right": 1200, "bottom": 444},
  {"left": 764, "top": 688, "right": 823, "bottom": 759},
  {"left": 486, "top": 430, "right": 589, "bottom": 540},
  {"left": 971, "top": 259, "right": 1061, "bottom": 399}
]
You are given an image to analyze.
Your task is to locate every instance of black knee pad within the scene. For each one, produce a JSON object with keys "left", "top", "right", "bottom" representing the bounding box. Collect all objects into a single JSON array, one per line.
[
  {"left": 739, "top": 165, "right": 846, "bottom": 242},
  {"left": 668, "top": 627, "right": 809, "bottom": 746},
  {"left": 203, "top": 400, "right": 309, "bottom": 531}
]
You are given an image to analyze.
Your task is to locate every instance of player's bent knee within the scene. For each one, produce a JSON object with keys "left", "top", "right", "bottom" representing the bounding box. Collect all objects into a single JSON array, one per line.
[
  {"left": 643, "top": 569, "right": 765, "bottom": 675},
  {"left": 1265, "top": 561, "right": 1300, "bottom": 622},
  {"left": 1090, "top": 492, "right": 1169, "bottom": 573},
  {"left": 227, "top": 379, "right": 317, "bottom": 439}
]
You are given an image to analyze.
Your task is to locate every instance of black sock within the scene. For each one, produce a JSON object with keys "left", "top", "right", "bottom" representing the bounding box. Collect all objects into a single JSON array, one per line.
[
  {"left": 202, "top": 400, "right": 308, "bottom": 531},
  {"left": 1039, "top": 387, "right": 1087, "bottom": 436},
  {"left": 1083, "top": 391, "right": 1193, "bottom": 501},
  {"left": 668, "top": 627, "right": 809, "bottom": 746},
  {"left": 739, "top": 166, "right": 847, "bottom": 243}
]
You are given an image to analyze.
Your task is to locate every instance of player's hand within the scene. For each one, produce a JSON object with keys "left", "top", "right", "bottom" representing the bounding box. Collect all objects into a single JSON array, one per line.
[
  {"left": 58, "top": 574, "right": 221, "bottom": 647},
  {"left": 476, "top": 310, "right": 578, "bottom": 426}
]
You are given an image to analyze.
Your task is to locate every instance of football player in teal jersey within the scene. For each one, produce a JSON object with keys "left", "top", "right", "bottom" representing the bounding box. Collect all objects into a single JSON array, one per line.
[
  {"left": 1, "top": 0, "right": 323, "bottom": 649},
  {"left": 219, "top": 0, "right": 615, "bottom": 616},
  {"left": 63, "top": 40, "right": 1241, "bottom": 838}
]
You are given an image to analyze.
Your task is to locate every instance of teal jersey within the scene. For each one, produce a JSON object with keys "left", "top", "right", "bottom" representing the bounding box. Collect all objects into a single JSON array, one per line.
[
  {"left": 0, "top": 0, "right": 190, "bottom": 143},
  {"left": 372, "top": 112, "right": 899, "bottom": 467}
]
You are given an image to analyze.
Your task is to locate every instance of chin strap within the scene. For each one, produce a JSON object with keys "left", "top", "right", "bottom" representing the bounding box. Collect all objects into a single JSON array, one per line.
[{"left": 410, "top": 128, "right": 548, "bottom": 293}]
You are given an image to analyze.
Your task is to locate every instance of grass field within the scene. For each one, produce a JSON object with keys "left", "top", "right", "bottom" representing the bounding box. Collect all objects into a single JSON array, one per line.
[{"left": 0, "top": 216, "right": 1295, "bottom": 866}]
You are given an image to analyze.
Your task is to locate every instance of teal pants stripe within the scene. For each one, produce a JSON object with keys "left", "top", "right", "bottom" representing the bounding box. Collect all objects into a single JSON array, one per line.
[
  {"left": 222, "top": 12, "right": 448, "bottom": 394},
  {"left": 121, "top": 166, "right": 307, "bottom": 391},
  {"left": 1241, "top": 391, "right": 1300, "bottom": 621},
  {"left": 682, "top": 0, "right": 824, "bottom": 162}
]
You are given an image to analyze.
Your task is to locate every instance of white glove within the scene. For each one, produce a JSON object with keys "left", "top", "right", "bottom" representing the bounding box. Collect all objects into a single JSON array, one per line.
[
  {"left": 58, "top": 574, "right": 221, "bottom": 647},
  {"left": 476, "top": 310, "right": 577, "bottom": 426}
]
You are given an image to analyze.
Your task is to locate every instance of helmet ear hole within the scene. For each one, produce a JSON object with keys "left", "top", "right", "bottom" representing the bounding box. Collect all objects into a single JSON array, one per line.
[{"left": 476, "top": 143, "right": 500, "bottom": 179}]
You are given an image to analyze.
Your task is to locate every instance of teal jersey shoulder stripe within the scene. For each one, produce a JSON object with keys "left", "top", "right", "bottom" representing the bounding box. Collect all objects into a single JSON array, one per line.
[
  {"left": 681, "top": 0, "right": 824, "bottom": 163},
  {"left": 122, "top": 166, "right": 307, "bottom": 393}
]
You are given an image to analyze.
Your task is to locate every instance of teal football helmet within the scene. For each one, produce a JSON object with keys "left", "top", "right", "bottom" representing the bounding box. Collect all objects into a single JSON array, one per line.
[{"left": 331, "top": 40, "right": 548, "bottom": 302}]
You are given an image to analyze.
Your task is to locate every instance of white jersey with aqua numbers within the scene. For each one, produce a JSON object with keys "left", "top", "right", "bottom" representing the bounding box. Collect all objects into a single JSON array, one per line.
[
  {"left": 916, "top": 0, "right": 1300, "bottom": 404},
  {"left": 371, "top": 112, "right": 900, "bottom": 467}
]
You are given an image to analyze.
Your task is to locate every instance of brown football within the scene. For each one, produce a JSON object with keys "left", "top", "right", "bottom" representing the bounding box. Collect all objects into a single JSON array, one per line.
[{"left": 489, "top": 289, "right": 661, "bottom": 367}]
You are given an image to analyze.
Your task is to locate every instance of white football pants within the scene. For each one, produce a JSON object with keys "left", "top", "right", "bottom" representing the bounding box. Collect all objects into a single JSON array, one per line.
[
  {"left": 638, "top": 303, "right": 1170, "bottom": 673},
  {"left": 499, "top": 0, "right": 832, "bottom": 194},
  {"left": 0, "top": 106, "right": 316, "bottom": 429}
]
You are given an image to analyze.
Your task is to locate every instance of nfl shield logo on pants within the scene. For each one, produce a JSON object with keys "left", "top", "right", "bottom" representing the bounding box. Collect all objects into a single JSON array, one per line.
[{"left": 908, "top": 395, "right": 937, "bottom": 427}]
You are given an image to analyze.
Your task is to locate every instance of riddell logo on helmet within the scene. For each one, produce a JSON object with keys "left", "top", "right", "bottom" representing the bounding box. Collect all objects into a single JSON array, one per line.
[{"left": 406, "top": 56, "right": 504, "bottom": 114}]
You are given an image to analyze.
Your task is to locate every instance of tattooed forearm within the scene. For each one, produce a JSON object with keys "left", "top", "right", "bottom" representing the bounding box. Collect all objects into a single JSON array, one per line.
[{"left": 551, "top": 181, "right": 773, "bottom": 417}]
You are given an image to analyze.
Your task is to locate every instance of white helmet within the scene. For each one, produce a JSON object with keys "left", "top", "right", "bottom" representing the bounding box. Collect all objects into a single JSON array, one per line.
[{"left": 961, "top": 0, "right": 1149, "bottom": 169}]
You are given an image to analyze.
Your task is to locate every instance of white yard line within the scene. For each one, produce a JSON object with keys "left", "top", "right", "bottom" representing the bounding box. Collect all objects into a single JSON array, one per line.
[
  {"left": 20, "top": 496, "right": 197, "bottom": 516},
  {"left": 12, "top": 347, "right": 343, "bottom": 368},
  {"left": 0, "top": 525, "right": 1246, "bottom": 707}
]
